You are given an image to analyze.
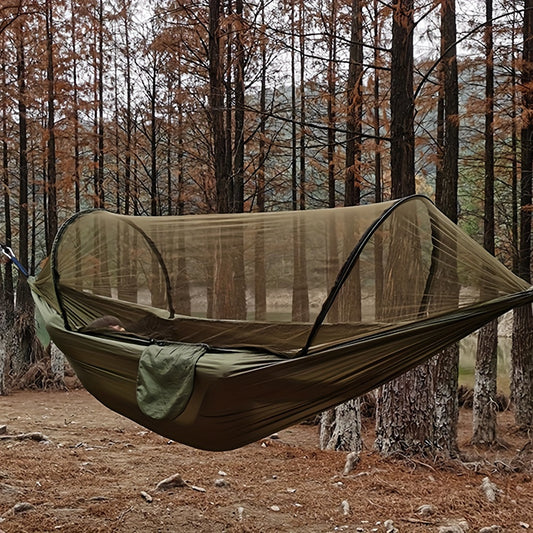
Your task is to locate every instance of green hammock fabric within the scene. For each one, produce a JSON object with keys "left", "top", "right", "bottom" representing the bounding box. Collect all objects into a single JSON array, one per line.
[{"left": 29, "top": 195, "right": 533, "bottom": 451}]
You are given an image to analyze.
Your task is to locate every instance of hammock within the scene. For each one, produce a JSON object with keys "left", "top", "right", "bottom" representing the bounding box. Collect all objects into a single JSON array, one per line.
[{"left": 29, "top": 195, "right": 533, "bottom": 451}]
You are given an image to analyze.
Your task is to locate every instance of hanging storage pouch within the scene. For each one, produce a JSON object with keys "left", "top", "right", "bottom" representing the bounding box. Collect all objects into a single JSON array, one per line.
[{"left": 136, "top": 343, "right": 207, "bottom": 420}]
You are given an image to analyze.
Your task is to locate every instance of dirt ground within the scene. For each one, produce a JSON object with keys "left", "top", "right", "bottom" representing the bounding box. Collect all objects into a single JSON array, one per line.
[{"left": 0, "top": 388, "right": 532, "bottom": 533}]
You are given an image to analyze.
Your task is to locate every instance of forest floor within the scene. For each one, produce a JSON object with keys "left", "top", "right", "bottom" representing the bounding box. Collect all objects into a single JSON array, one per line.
[{"left": 0, "top": 387, "right": 532, "bottom": 533}]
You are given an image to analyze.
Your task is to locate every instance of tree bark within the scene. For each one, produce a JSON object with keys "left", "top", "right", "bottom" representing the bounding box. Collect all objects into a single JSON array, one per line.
[
  {"left": 389, "top": 0, "right": 415, "bottom": 198},
  {"left": 209, "top": 0, "right": 230, "bottom": 214},
  {"left": 511, "top": 0, "right": 533, "bottom": 430},
  {"left": 1, "top": 42, "right": 14, "bottom": 328},
  {"left": 511, "top": 304, "right": 533, "bottom": 427},
  {"left": 14, "top": 22, "right": 38, "bottom": 375},
  {"left": 320, "top": 400, "right": 362, "bottom": 452},
  {"left": 326, "top": 0, "right": 337, "bottom": 208},
  {"left": 473, "top": 321, "right": 499, "bottom": 443},
  {"left": 472, "top": 0, "right": 498, "bottom": 446},
  {"left": 254, "top": 0, "right": 267, "bottom": 321},
  {"left": 344, "top": 0, "right": 362, "bottom": 207},
  {"left": 375, "top": 363, "right": 435, "bottom": 455},
  {"left": 1, "top": 40, "right": 13, "bottom": 394},
  {"left": 45, "top": 0, "right": 58, "bottom": 253},
  {"left": 50, "top": 343, "right": 65, "bottom": 385},
  {"left": 319, "top": 0, "right": 362, "bottom": 442},
  {"left": 97, "top": 0, "right": 105, "bottom": 208},
  {"left": 376, "top": 0, "right": 432, "bottom": 457},
  {"left": 432, "top": 0, "right": 460, "bottom": 457},
  {"left": 69, "top": 0, "right": 81, "bottom": 213},
  {"left": 372, "top": 0, "right": 382, "bottom": 204},
  {"left": 0, "top": 265, "right": 6, "bottom": 395}
]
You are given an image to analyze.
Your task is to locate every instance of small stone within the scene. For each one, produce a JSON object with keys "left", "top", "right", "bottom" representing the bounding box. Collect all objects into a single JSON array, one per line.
[
  {"left": 270, "top": 505, "right": 280, "bottom": 512},
  {"left": 218, "top": 470, "right": 227, "bottom": 476},
  {"left": 479, "top": 526, "right": 502, "bottom": 533},
  {"left": 190, "top": 485, "right": 206, "bottom": 493},
  {"left": 520, "top": 523, "right": 530, "bottom": 529},
  {"left": 417, "top": 504, "right": 436, "bottom": 517},
  {"left": 13, "top": 502, "right": 35, "bottom": 514},
  {"left": 340, "top": 500, "right": 350, "bottom": 515},
  {"left": 438, "top": 519, "right": 469, "bottom": 533},
  {"left": 155, "top": 473, "right": 187, "bottom": 491},
  {"left": 384, "top": 519, "right": 398, "bottom": 533},
  {"left": 237, "top": 506, "right": 244, "bottom": 520},
  {"left": 269, "top": 433, "right": 279, "bottom": 439},
  {"left": 0, "top": 426, "right": 6, "bottom": 435},
  {"left": 214, "top": 478, "right": 229, "bottom": 487},
  {"left": 480, "top": 477, "right": 500, "bottom": 503},
  {"left": 343, "top": 452, "right": 360, "bottom": 475},
  {"left": 0, "top": 483, "right": 21, "bottom": 496},
  {"left": 140, "top": 491, "right": 152, "bottom": 502}
]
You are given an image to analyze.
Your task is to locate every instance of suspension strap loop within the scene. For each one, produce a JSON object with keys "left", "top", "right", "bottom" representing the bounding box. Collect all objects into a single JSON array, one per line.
[{"left": 0, "top": 243, "right": 29, "bottom": 277}]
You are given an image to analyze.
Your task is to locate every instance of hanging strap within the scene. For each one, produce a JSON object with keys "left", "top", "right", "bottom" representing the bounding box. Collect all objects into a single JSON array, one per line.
[{"left": 0, "top": 243, "right": 29, "bottom": 277}]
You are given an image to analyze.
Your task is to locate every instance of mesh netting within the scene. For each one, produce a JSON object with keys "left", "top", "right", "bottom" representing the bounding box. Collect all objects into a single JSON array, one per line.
[{"left": 40, "top": 196, "right": 529, "bottom": 355}]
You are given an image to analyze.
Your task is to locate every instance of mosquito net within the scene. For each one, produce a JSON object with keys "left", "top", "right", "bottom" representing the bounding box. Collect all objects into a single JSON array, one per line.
[{"left": 34, "top": 195, "right": 529, "bottom": 356}]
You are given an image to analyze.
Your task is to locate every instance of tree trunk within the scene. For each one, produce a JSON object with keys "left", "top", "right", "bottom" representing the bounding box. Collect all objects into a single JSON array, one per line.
[
  {"left": 13, "top": 22, "right": 37, "bottom": 375},
  {"left": 472, "top": 0, "right": 497, "bottom": 446},
  {"left": 234, "top": 0, "right": 245, "bottom": 213},
  {"left": 326, "top": 0, "right": 337, "bottom": 208},
  {"left": 473, "top": 321, "right": 499, "bottom": 443},
  {"left": 50, "top": 343, "right": 65, "bottom": 385},
  {"left": 210, "top": 0, "right": 230, "bottom": 213},
  {"left": 45, "top": 0, "right": 58, "bottom": 253},
  {"left": 511, "top": 26, "right": 519, "bottom": 275},
  {"left": 1, "top": 43, "right": 14, "bottom": 328},
  {"left": 150, "top": 59, "right": 158, "bottom": 216},
  {"left": 344, "top": 0, "right": 362, "bottom": 207},
  {"left": 298, "top": 0, "right": 306, "bottom": 211},
  {"left": 291, "top": 1, "right": 309, "bottom": 322},
  {"left": 232, "top": 0, "right": 246, "bottom": 320},
  {"left": 69, "top": 0, "right": 81, "bottom": 213},
  {"left": 97, "top": 0, "right": 105, "bottom": 208},
  {"left": 290, "top": 0, "right": 297, "bottom": 211},
  {"left": 123, "top": 0, "right": 133, "bottom": 215},
  {"left": 376, "top": 0, "right": 432, "bottom": 457},
  {"left": 372, "top": 0, "right": 382, "bottom": 204},
  {"left": 1, "top": 43, "right": 13, "bottom": 394},
  {"left": 432, "top": 0, "right": 460, "bottom": 457},
  {"left": 511, "top": 0, "right": 533, "bottom": 431},
  {"left": 389, "top": 0, "right": 415, "bottom": 198},
  {"left": 320, "top": 0, "right": 363, "bottom": 452},
  {"left": 375, "top": 363, "right": 435, "bottom": 455},
  {"left": 254, "top": 0, "right": 267, "bottom": 321},
  {"left": 511, "top": 304, "right": 533, "bottom": 427},
  {"left": 0, "top": 265, "right": 6, "bottom": 395},
  {"left": 320, "top": 400, "right": 362, "bottom": 452}
]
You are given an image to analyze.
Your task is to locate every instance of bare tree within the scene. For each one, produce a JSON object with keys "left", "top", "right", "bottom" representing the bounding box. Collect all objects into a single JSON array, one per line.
[
  {"left": 511, "top": 0, "right": 533, "bottom": 431},
  {"left": 433, "top": 0, "right": 460, "bottom": 457},
  {"left": 320, "top": 0, "right": 363, "bottom": 453},
  {"left": 45, "top": 0, "right": 58, "bottom": 252},
  {"left": 472, "top": 0, "right": 498, "bottom": 446},
  {"left": 344, "top": 0, "right": 363, "bottom": 207},
  {"left": 375, "top": 0, "right": 436, "bottom": 456}
]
